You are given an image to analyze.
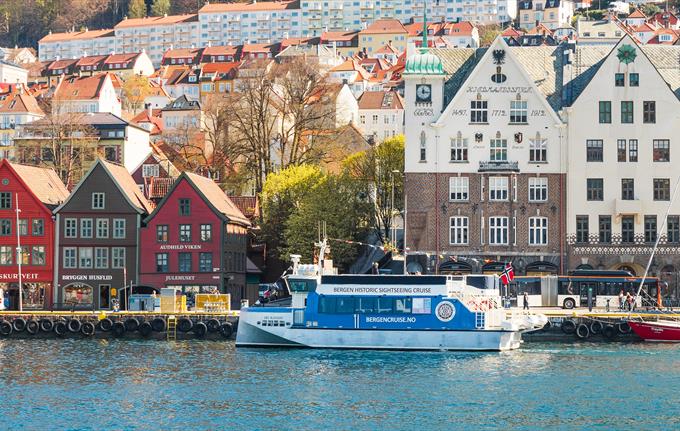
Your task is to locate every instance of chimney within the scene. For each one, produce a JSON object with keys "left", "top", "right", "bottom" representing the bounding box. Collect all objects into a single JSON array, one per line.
[{"left": 147, "top": 103, "right": 152, "bottom": 117}]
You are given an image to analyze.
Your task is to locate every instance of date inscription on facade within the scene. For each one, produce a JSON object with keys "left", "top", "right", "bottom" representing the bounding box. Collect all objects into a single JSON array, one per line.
[{"left": 414, "top": 108, "right": 434, "bottom": 117}]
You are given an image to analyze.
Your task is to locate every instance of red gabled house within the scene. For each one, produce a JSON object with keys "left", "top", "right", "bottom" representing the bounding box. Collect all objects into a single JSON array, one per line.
[{"left": 0, "top": 160, "right": 69, "bottom": 310}]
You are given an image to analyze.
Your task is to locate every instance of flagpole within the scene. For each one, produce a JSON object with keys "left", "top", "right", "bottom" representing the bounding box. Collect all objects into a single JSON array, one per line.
[{"left": 15, "top": 192, "right": 22, "bottom": 312}]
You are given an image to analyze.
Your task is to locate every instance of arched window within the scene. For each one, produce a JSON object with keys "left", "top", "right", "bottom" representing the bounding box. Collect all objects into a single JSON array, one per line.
[{"left": 420, "top": 131, "right": 427, "bottom": 162}]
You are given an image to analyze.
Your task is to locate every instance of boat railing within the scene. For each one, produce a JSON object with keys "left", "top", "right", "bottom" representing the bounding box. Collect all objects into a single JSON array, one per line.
[{"left": 450, "top": 293, "right": 501, "bottom": 313}]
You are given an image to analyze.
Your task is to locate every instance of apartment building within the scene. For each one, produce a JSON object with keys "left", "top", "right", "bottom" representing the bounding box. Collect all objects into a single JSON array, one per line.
[
  {"left": 519, "top": 0, "right": 574, "bottom": 30},
  {"left": 38, "top": 29, "right": 116, "bottom": 62}
]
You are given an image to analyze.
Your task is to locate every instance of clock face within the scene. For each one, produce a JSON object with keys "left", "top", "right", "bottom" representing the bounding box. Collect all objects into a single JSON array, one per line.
[{"left": 416, "top": 84, "right": 432, "bottom": 102}]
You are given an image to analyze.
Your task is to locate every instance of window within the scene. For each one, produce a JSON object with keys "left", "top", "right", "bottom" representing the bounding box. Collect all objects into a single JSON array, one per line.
[
  {"left": 599, "top": 101, "right": 611, "bottom": 123},
  {"left": 420, "top": 131, "right": 426, "bottom": 162},
  {"left": 621, "top": 216, "right": 635, "bottom": 244},
  {"left": 617, "top": 140, "right": 626, "bottom": 162},
  {"left": 645, "top": 215, "right": 657, "bottom": 243},
  {"left": 489, "top": 217, "right": 509, "bottom": 245},
  {"left": 587, "top": 178, "right": 603, "bottom": 201},
  {"left": 80, "top": 218, "right": 93, "bottom": 238},
  {"left": 179, "top": 224, "right": 192, "bottom": 242},
  {"left": 95, "top": 247, "right": 109, "bottom": 269},
  {"left": 529, "top": 217, "right": 548, "bottom": 245},
  {"left": 113, "top": 219, "right": 126, "bottom": 239},
  {"left": 621, "top": 178, "right": 634, "bottom": 200},
  {"left": 509, "top": 99, "right": 527, "bottom": 124},
  {"left": 92, "top": 192, "right": 105, "bottom": 209},
  {"left": 529, "top": 138, "right": 547, "bottom": 162},
  {"left": 621, "top": 101, "right": 633, "bottom": 124},
  {"left": 65, "top": 218, "right": 77, "bottom": 238},
  {"left": 112, "top": 247, "right": 125, "bottom": 268},
  {"left": 654, "top": 178, "right": 670, "bottom": 201},
  {"left": 179, "top": 198, "right": 191, "bottom": 216},
  {"left": 528, "top": 177, "right": 548, "bottom": 202},
  {"left": 17, "top": 219, "right": 28, "bottom": 236},
  {"left": 489, "top": 177, "right": 508, "bottom": 201},
  {"left": 490, "top": 138, "right": 507, "bottom": 161},
  {"left": 599, "top": 215, "right": 611, "bottom": 243},
  {"left": 156, "top": 225, "right": 168, "bottom": 242},
  {"left": 470, "top": 99, "right": 488, "bottom": 123},
  {"left": 0, "top": 192, "right": 10, "bottom": 209},
  {"left": 178, "top": 252, "right": 192, "bottom": 272},
  {"left": 643, "top": 101, "right": 656, "bottom": 124},
  {"left": 0, "top": 246, "right": 12, "bottom": 265},
  {"left": 653, "top": 140, "right": 670, "bottom": 162},
  {"left": 63, "top": 248, "right": 77, "bottom": 268},
  {"left": 372, "top": 115, "right": 378, "bottom": 125},
  {"left": 96, "top": 218, "right": 109, "bottom": 238},
  {"left": 156, "top": 253, "right": 169, "bottom": 272},
  {"left": 200, "top": 224, "right": 212, "bottom": 241},
  {"left": 629, "top": 140, "right": 638, "bottom": 162},
  {"left": 0, "top": 219, "right": 10, "bottom": 236},
  {"left": 615, "top": 73, "right": 624, "bottom": 87},
  {"left": 104, "top": 147, "right": 117, "bottom": 162},
  {"left": 586, "top": 140, "right": 603, "bottom": 162},
  {"left": 576, "top": 216, "right": 589, "bottom": 243},
  {"left": 450, "top": 136, "right": 468, "bottom": 161},
  {"left": 79, "top": 247, "right": 93, "bottom": 268},
  {"left": 142, "top": 164, "right": 160, "bottom": 178},
  {"left": 449, "top": 217, "right": 469, "bottom": 245},
  {"left": 199, "top": 252, "right": 213, "bottom": 272},
  {"left": 668, "top": 216, "right": 680, "bottom": 244},
  {"left": 449, "top": 177, "right": 469, "bottom": 201},
  {"left": 630, "top": 73, "right": 639, "bottom": 87},
  {"left": 31, "top": 219, "right": 44, "bottom": 236}
]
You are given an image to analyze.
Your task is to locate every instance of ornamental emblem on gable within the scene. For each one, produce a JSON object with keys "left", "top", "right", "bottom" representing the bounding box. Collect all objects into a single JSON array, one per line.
[
  {"left": 492, "top": 49, "right": 506, "bottom": 65},
  {"left": 617, "top": 44, "right": 637, "bottom": 65}
]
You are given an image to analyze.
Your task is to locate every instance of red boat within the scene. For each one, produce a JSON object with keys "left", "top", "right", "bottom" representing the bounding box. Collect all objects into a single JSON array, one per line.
[{"left": 628, "top": 320, "right": 680, "bottom": 342}]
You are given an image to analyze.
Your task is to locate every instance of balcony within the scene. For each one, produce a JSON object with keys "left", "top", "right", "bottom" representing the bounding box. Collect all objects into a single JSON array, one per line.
[{"left": 478, "top": 160, "right": 519, "bottom": 172}]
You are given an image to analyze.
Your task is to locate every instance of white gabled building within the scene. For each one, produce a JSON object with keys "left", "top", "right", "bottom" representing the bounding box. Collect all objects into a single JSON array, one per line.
[{"left": 564, "top": 36, "right": 680, "bottom": 279}]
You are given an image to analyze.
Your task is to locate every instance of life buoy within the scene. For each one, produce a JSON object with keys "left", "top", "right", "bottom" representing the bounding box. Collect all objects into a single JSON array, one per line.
[
  {"left": 151, "top": 317, "right": 166, "bottom": 332},
  {"left": 0, "top": 321, "right": 12, "bottom": 336},
  {"left": 590, "top": 320, "right": 604, "bottom": 335},
  {"left": 98, "top": 318, "right": 113, "bottom": 332},
  {"left": 561, "top": 319, "right": 577, "bottom": 335},
  {"left": 602, "top": 325, "right": 617, "bottom": 340},
  {"left": 139, "top": 321, "right": 153, "bottom": 337},
  {"left": 206, "top": 318, "right": 221, "bottom": 333},
  {"left": 124, "top": 318, "right": 140, "bottom": 332},
  {"left": 81, "top": 321, "right": 95, "bottom": 337},
  {"left": 617, "top": 321, "right": 632, "bottom": 334},
  {"left": 193, "top": 321, "right": 207, "bottom": 338},
  {"left": 26, "top": 320, "right": 39, "bottom": 335},
  {"left": 112, "top": 321, "right": 126, "bottom": 338},
  {"left": 220, "top": 322, "right": 233, "bottom": 338},
  {"left": 12, "top": 317, "right": 26, "bottom": 332},
  {"left": 575, "top": 323, "right": 590, "bottom": 339},
  {"left": 39, "top": 319, "right": 54, "bottom": 332},
  {"left": 53, "top": 321, "right": 67, "bottom": 337},
  {"left": 67, "top": 319, "right": 82, "bottom": 333},
  {"left": 177, "top": 318, "right": 193, "bottom": 333}
]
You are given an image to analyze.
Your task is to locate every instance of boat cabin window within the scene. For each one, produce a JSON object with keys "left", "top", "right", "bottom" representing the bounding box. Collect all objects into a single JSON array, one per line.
[
  {"left": 288, "top": 278, "right": 317, "bottom": 293},
  {"left": 412, "top": 297, "right": 432, "bottom": 314},
  {"left": 318, "top": 296, "right": 414, "bottom": 314}
]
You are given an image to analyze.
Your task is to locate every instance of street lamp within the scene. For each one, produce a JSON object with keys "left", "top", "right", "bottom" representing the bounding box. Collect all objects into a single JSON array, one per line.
[{"left": 15, "top": 192, "right": 22, "bottom": 312}]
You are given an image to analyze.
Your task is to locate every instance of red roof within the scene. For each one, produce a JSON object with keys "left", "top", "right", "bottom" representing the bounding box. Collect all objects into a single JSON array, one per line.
[
  {"left": 131, "top": 109, "right": 163, "bottom": 135},
  {"left": 361, "top": 19, "right": 408, "bottom": 35},
  {"left": 321, "top": 30, "right": 359, "bottom": 42},
  {"left": 114, "top": 14, "right": 197, "bottom": 29},
  {"left": 75, "top": 55, "right": 108, "bottom": 67},
  {"left": 39, "top": 29, "right": 114, "bottom": 43},
  {"left": 627, "top": 9, "right": 647, "bottom": 19},
  {"left": 104, "top": 53, "right": 140, "bottom": 64},
  {"left": 199, "top": 0, "right": 298, "bottom": 13},
  {"left": 201, "top": 62, "right": 240, "bottom": 75},
  {"left": 357, "top": 90, "right": 404, "bottom": 110}
]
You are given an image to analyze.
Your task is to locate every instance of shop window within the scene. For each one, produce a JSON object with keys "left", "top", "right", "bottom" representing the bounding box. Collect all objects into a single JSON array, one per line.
[
  {"left": 64, "top": 284, "right": 93, "bottom": 306},
  {"left": 31, "top": 246, "right": 46, "bottom": 265}
]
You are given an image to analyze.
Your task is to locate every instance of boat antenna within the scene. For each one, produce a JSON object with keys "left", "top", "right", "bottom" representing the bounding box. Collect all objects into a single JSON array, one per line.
[{"left": 630, "top": 174, "right": 680, "bottom": 318}]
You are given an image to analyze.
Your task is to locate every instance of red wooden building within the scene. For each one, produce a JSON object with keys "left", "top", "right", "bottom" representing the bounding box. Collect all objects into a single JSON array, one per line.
[
  {"left": 139, "top": 172, "right": 251, "bottom": 309},
  {"left": 0, "top": 160, "right": 69, "bottom": 310}
]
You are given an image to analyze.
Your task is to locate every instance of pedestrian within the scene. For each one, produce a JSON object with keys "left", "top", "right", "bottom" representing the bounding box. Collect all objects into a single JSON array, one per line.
[
  {"left": 523, "top": 292, "right": 529, "bottom": 310},
  {"left": 626, "top": 292, "right": 633, "bottom": 311},
  {"left": 618, "top": 289, "right": 625, "bottom": 311}
]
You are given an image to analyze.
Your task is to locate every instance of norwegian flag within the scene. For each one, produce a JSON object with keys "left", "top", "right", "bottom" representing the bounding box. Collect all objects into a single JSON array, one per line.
[{"left": 499, "top": 263, "right": 514, "bottom": 285}]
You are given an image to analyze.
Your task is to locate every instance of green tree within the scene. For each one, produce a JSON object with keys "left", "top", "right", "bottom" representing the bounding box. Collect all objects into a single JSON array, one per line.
[
  {"left": 128, "top": 0, "right": 147, "bottom": 18},
  {"left": 151, "top": 0, "right": 171, "bottom": 16},
  {"left": 477, "top": 24, "right": 502, "bottom": 47},
  {"left": 343, "top": 135, "right": 404, "bottom": 247},
  {"left": 640, "top": 4, "right": 660, "bottom": 17}
]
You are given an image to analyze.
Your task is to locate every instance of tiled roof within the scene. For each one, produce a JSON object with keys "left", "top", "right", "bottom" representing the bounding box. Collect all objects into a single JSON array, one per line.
[
  {"left": 357, "top": 90, "right": 404, "bottom": 110},
  {"left": 100, "top": 159, "right": 153, "bottom": 213},
  {"left": 199, "top": 0, "right": 299, "bottom": 13},
  {"left": 229, "top": 196, "right": 260, "bottom": 220},
  {"left": 201, "top": 62, "right": 240, "bottom": 75},
  {"left": 0, "top": 86, "right": 44, "bottom": 116},
  {"left": 627, "top": 9, "right": 647, "bottom": 19},
  {"left": 184, "top": 172, "right": 250, "bottom": 226},
  {"left": 361, "top": 19, "right": 408, "bottom": 35},
  {"left": 8, "top": 161, "right": 69, "bottom": 207},
  {"left": 47, "top": 58, "right": 78, "bottom": 70},
  {"left": 375, "top": 44, "right": 401, "bottom": 55},
  {"left": 131, "top": 109, "right": 163, "bottom": 134},
  {"left": 39, "top": 29, "right": 114, "bottom": 43},
  {"left": 105, "top": 52, "right": 140, "bottom": 64},
  {"left": 54, "top": 74, "right": 109, "bottom": 100},
  {"left": 321, "top": 30, "right": 359, "bottom": 42},
  {"left": 148, "top": 176, "right": 174, "bottom": 199},
  {"left": 114, "top": 14, "right": 197, "bottom": 29},
  {"left": 330, "top": 58, "right": 372, "bottom": 80},
  {"left": 201, "top": 45, "right": 239, "bottom": 58},
  {"left": 75, "top": 55, "right": 108, "bottom": 67},
  {"left": 163, "top": 48, "right": 202, "bottom": 59}
]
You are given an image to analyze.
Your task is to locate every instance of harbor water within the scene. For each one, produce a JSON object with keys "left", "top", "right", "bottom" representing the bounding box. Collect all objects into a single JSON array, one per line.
[{"left": 1, "top": 340, "right": 680, "bottom": 430}]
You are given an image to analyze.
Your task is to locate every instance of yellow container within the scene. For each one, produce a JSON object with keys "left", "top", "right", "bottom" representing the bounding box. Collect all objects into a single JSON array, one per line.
[
  {"left": 161, "top": 295, "right": 187, "bottom": 312},
  {"left": 195, "top": 294, "right": 231, "bottom": 312}
]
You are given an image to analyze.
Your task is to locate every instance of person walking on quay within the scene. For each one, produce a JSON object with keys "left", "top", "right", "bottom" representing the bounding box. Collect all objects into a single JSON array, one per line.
[
  {"left": 626, "top": 292, "right": 633, "bottom": 311},
  {"left": 523, "top": 292, "right": 529, "bottom": 310},
  {"left": 618, "top": 290, "right": 625, "bottom": 311}
]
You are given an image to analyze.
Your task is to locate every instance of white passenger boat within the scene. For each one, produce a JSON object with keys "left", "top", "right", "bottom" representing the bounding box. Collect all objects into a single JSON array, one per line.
[{"left": 236, "top": 269, "right": 547, "bottom": 351}]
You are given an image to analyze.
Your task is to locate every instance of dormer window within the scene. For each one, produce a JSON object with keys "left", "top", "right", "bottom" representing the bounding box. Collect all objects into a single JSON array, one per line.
[{"left": 92, "top": 192, "right": 105, "bottom": 209}]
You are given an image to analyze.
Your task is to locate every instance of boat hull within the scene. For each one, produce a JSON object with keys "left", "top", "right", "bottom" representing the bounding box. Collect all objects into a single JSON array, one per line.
[
  {"left": 628, "top": 321, "right": 680, "bottom": 342},
  {"left": 236, "top": 310, "right": 523, "bottom": 351}
]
